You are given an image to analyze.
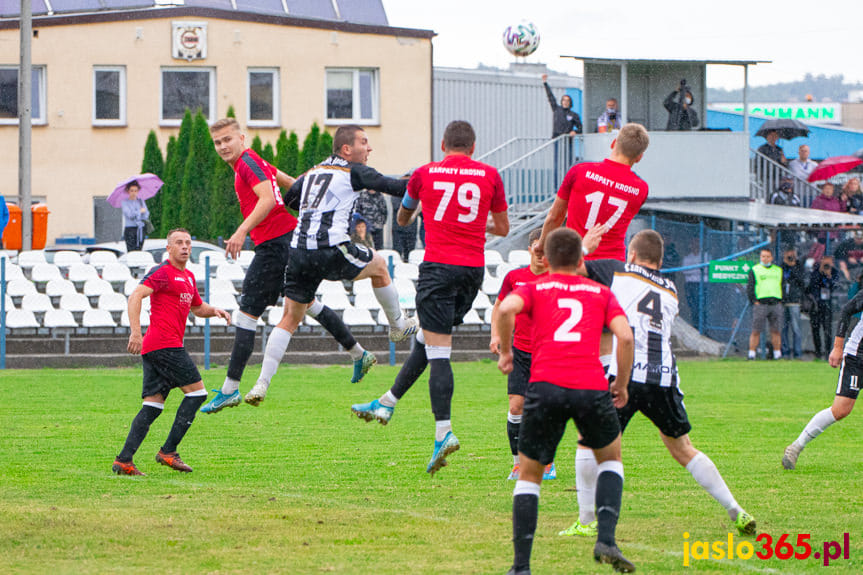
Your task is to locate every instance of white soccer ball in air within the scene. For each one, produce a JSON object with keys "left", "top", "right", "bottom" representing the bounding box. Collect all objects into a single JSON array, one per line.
[{"left": 502, "top": 22, "right": 540, "bottom": 57}]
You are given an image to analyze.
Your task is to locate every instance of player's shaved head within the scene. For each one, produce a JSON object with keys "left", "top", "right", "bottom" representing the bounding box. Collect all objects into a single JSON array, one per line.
[
  {"left": 545, "top": 228, "right": 583, "bottom": 269},
  {"left": 443, "top": 121, "right": 476, "bottom": 152},
  {"left": 210, "top": 117, "right": 240, "bottom": 134},
  {"left": 333, "top": 125, "right": 364, "bottom": 155},
  {"left": 167, "top": 227, "right": 191, "bottom": 241},
  {"left": 628, "top": 229, "right": 663, "bottom": 267},
  {"left": 615, "top": 123, "right": 650, "bottom": 160}
]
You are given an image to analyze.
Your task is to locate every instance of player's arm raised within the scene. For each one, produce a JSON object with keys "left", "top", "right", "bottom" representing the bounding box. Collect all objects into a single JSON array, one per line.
[
  {"left": 127, "top": 284, "right": 154, "bottom": 355},
  {"left": 226, "top": 179, "right": 276, "bottom": 259},
  {"left": 608, "top": 314, "right": 633, "bottom": 408},
  {"left": 536, "top": 196, "right": 568, "bottom": 257},
  {"left": 191, "top": 303, "right": 232, "bottom": 324},
  {"left": 493, "top": 294, "right": 525, "bottom": 375}
]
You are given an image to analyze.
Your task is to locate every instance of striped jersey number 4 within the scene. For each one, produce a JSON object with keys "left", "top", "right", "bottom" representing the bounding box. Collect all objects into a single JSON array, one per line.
[
  {"left": 433, "top": 181, "right": 481, "bottom": 223},
  {"left": 554, "top": 298, "right": 583, "bottom": 342},
  {"left": 584, "top": 191, "right": 627, "bottom": 229}
]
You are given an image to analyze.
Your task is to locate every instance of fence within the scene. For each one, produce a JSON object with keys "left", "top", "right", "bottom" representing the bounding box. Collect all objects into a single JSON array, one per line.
[{"left": 750, "top": 149, "right": 822, "bottom": 206}]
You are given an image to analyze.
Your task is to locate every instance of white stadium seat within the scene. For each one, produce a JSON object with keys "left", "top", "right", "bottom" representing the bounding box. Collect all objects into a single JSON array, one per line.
[
  {"left": 268, "top": 306, "right": 285, "bottom": 326},
  {"left": 461, "top": 309, "right": 484, "bottom": 325},
  {"left": 471, "top": 292, "right": 492, "bottom": 310},
  {"left": 67, "top": 263, "right": 100, "bottom": 286},
  {"left": 124, "top": 251, "right": 156, "bottom": 270},
  {"left": 376, "top": 309, "right": 390, "bottom": 326},
  {"left": 353, "top": 292, "right": 381, "bottom": 310},
  {"left": 87, "top": 250, "right": 118, "bottom": 270},
  {"left": 320, "top": 291, "right": 351, "bottom": 310},
  {"left": 0, "top": 293, "right": 13, "bottom": 311},
  {"left": 98, "top": 291, "right": 127, "bottom": 312},
  {"left": 82, "top": 308, "right": 116, "bottom": 328},
  {"left": 83, "top": 278, "right": 115, "bottom": 297},
  {"left": 120, "top": 309, "right": 150, "bottom": 327},
  {"left": 0, "top": 263, "right": 25, "bottom": 281},
  {"left": 6, "top": 309, "right": 39, "bottom": 329},
  {"left": 17, "top": 250, "right": 47, "bottom": 270},
  {"left": 399, "top": 292, "right": 416, "bottom": 309},
  {"left": 351, "top": 278, "right": 374, "bottom": 295},
  {"left": 45, "top": 278, "right": 77, "bottom": 298},
  {"left": 495, "top": 263, "right": 517, "bottom": 279},
  {"left": 21, "top": 293, "right": 53, "bottom": 313},
  {"left": 507, "top": 250, "right": 531, "bottom": 266},
  {"left": 393, "top": 277, "right": 416, "bottom": 296},
  {"left": 59, "top": 293, "right": 92, "bottom": 313},
  {"left": 102, "top": 262, "right": 134, "bottom": 284},
  {"left": 31, "top": 263, "right": 63, "bottom": 284},
  {"left": 484, "top": 249, "right": 504, "bottom": 267},
  {"left": 237, "top": 250, "right": 255, "bottom": 268},
  {"left": 207, "top": 292, "right": 238, "bottom": 311},
  {"left": 207, "top": 278, "right": 238, "bottom": 295},
  {"left": 377, "top": 249, "right": 402, "bottom": 265},
  {"left": 52, "top": 250, "right": 82, "bottom": 269},
  {"left": 185, "top": 263, "right": 206, "bottom": 282},
  {"left": 195, "top": 313, "right": 229, "bottom": 327},
  {"left": 216, "top": 262, "right": 246, "bottom": 283},
  {"left": 342, "top": 307, "right": 376, "bottom": 326},
  {"left": 123, "top": 278, "right": 140, "bottom": 296},
  {"left": 394, "top": 263, "right": 419, "bottom": 280},
  {"left": 6, "top": 278, "right": 37, "bottom": 298},
  {"left": 304, "top": 314, "right": 320, "bottom": 327},
  {"left": 317, "top": 280, "right": 346, "bottom": 295},
  {"left": 482, "top": 276, "right": 503, "bottom": 296},
  {"left": 43, "top": 309, "right": 78, "bottom": 328},
  {"left": 198, "top": 250, "right": 227, "bottom": 268},
  {"left": 407, "top": 249, "right": 425, "bottom": 265},
  {"left": 484, "top": 307, "right": 494, "bottom": 324}
]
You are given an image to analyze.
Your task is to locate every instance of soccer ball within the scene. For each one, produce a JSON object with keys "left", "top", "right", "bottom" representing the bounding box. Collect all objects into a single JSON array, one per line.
[{"left": 502, "top": 22, "right": 540, "bottom": 57}]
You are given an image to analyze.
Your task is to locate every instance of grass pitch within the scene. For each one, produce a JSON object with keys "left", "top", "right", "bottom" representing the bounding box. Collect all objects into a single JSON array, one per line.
[{"left": 1, "top": 359, "right": 861, "bottom": 574}]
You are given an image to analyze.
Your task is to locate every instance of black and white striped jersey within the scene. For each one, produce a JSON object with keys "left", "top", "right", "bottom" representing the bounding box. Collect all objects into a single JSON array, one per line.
[
  {"left": 836, "top": 290, "right": 863, "bottom": 356},
  {"left": 287, "top": 155, "right": 406, "bottom": 250},
  {"left": 586, "top": 259, "right": 680, "bottom": 387}
]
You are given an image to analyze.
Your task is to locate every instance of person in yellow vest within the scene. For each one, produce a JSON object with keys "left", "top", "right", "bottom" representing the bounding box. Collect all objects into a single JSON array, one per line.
[{"left": 747, "top": 247, "right": 784, "bottom": 360}]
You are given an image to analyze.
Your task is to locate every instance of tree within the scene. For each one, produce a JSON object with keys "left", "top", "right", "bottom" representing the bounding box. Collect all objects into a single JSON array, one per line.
[
  {"left": 160, "top": 109, "right": 193, "bottom": 235},
  {"left": 226, "top": 105, "right": 236, "bottom": 119},
  {"left": 251, "top": 134, "right": 264, "bottom": 157},
  {"left": 179, "top": 110, "right": 216, "bottom": 239},
  {"left": 262, "top": 142, "right": 275, "bottom": 164},
  {"left": 298, "top": 123, "right": 321, "bottom": 173},
  {"left": 276, "top": 130, "right": 300, "bottom": 177},
  {"left": 140, "top": 130, "right": 165, "bottom": 234},
  {"left": 316, "top": 129, "right": 333, "bottom": 165}
]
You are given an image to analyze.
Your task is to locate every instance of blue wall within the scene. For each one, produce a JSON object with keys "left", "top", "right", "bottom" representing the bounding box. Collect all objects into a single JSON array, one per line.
[{"left": 707, "top": 110, "right": 863, "bottom": 160}]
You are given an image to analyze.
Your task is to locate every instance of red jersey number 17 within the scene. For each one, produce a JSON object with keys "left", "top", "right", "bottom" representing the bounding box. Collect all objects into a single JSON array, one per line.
[{"left": 584, "top": 191, "right": 627, "bottom": 229}]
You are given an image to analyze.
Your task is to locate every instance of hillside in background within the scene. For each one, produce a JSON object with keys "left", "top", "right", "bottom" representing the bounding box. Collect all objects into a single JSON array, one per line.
[{"left": 708, "top": 73, "right": 863, "bottom": 102}]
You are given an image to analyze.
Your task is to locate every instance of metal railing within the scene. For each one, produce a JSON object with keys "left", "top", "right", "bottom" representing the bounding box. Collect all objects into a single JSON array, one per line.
[{"left": 750, "top": 149, "right": 821, "bottom": 206}]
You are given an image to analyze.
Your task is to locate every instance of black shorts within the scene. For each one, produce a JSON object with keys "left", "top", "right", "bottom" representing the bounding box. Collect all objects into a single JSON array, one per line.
[
  {"left": 283, "top": 242, "right": 374, "bottom": 304},
  {"left": 836, "top": 354, "right": 862, "bottom": 400},
  {"left": 616, "top": 382, "right": 692, "bottom": 438},
  {"left": 416, "top": 262, "right": 484, "bottom": 335},
  {"left": 518, "top": 381, "right": 621, "bottom": 464},
  {"left": 507, "top": 346, "right": 532, "bottom": 396},
  {"left": 141, "top": 347, "right": 202, "bottom": 399},
  {"left": 241, "top": 233, "right": 291, "bottom": 317}
]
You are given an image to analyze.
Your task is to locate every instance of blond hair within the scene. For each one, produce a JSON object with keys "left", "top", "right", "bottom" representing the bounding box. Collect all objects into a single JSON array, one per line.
[
  {"left": 209, "top": 117, "right": 240, "bottom": 134},
  {"left": 615, "top": 123, "right": 650, "bottom": 160}
]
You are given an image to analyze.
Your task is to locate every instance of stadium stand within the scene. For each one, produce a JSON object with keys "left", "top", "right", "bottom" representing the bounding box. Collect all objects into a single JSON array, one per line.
[
  {"left": 16, "top": 250, "right": 46, "bottom": 270},
  {"left": 68, "top": 263, "right": 100, "bottom": 287},
  {"left": 471, "top": 292, "right": 492, "bottom": 310},
  {"left": 6, "top": 278, "right": 37, "bottom": 301},
  {"left": 394, "top": 262, "right": 419, "bottom": 280},
  {"left": 208, "top": 278, "right": 238, "bottom": 295},
  {"left": 237, "top": 250, "right": 255, "bottom": 268},
  {"left": 199, "top": 250, "right": 227, "bottom": 268},
  {"left": 320, "top": 291, "right": 351, "bottom": 310},
  {"left": 83, "top": 278, "right": 115, "bottom": 297},
  {"left": 351, "top": 278, "right": 374, "bottom": 294},
  {"left": 484, "top": 249, "right": 504, "bottom": 267},
  {"left": 407, "top": 249, "right": 425, "bottom": 265},
  {"left": 317, "top": 279, "right": 347, "bottom": 295},
  {"left": 507, "top": 250, "right": 530, "bottom": 266},
  {"left": 353, "top": 292, "right": 381, "bottom": 310},
  {"left": 342, "top": 307, "right": 377, "bottom": 327},
  {"left": 87, "top": 250, "right": 118, "bottom": 270},
  {"left": 377, "top": 249, "right": 402, "bottom": 265},
  {"left": 52, "top": 250, "right": 82, "bottom": 270},
  {"left": 46, "top": 279, "right": 77, "bottom": 302},
  {"left": 124, "top": 251, "right": 156, "bottom": 275},
  {"left": 6, "top": 309, "right": 39, "bottom": 330},
  {"left": 43, "top": 309, "right": 78, "bottom": 329},
  {"left": 216, "top": 262, "right": 246, "bottom": 287},
  {"left": 31, "top": 263, "right": 63, "bottom": 285},
  {"left": 102, "top": 262, "right": 134, "bottom": 285},
  {"left": 82, "top": 309, "right": 116, "bottom": 330},
  {"left": 120, "top": 309, "right": 150, "bottom": 327}
]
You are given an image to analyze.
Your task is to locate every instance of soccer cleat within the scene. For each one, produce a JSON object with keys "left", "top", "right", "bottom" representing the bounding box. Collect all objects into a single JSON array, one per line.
[
  {"left": 112, "top": 460, "right": 145, "bottom": 476},
  {"left": 389, "top": 314, "right": 420, "bottom": 343},
  {"left": 506, "top": 567, "right": 531, "bottom": 575},
  {"left": 244, "top": 381, "right": 269, "bottom": 406},
  {"left": 156, "top": 450, "right": 193, "bottom": 473},
  {"left": 507, "top": 463, "right": 520, "bottom": 481},
  {"left": 350, "top": 399, "right": 394, "bottom": 425},
  {"left": 351, "top": 351, "right": 377, "bottom": 384},
  {"left": 200, "top": 389, "right": 241, "bottom": 414},
  {"left": 594, "top": 541, "right": 636, "bottom": 573},
  {"left": 782, "top": 443, "right": 801, "bottom": 470},
  {"left": 733, "top": 510, "right": 756, "bottom": 535},
  {"left": 558, "top": 519, "right": 598, "bottom": 537},
  {"left": 426, "top": 431, "right": 460, "bottom": 475},
  {"left": 543, "top": 462, "right": 557, "bottom": 480}
]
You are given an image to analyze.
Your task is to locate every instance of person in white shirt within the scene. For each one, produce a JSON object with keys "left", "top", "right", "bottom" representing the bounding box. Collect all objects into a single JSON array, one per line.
[{"left": 788, "top": 144, "right": 818, "bottom": 181}]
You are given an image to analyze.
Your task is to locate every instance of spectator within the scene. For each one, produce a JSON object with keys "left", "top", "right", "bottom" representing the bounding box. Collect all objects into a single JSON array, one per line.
[
  {"left": 808, "top": 256, "right": 840, "bottom": 360},
  {"left": 769, "top": 178, "right": 802, "bottom": 207},
  {"left": 663, "top": 82, "right": 699, "bottom": 131},
  {"left": 788, "top": 144, "right": 818, "bottom": 181},
  {"left": 781, "top": 248, "right": 806, "bottom": 360},
  {"left": 747, "top": 247, "right": 783, "bottom": 360},
  {"left": 756, "top": 130, "right": 787, "bottom": 167},
  {"left": 121, "top": 181, "right": 149, "bottom": 253},
  {"left": 350, "top": 216, "right": 375, "bottom": 251},
  {"left": 811, "top": 183, "right": 845, "bottom": 246},
  {"left": 840, "top": 178, "right": 863, "bottom": 214},
  {"left": 390, "top": 195, "right": 417, "bottom": 262},
  {"left": 541, "top": 74, "right": 582, "bottom": 137},
  {"left": 596, "top": 98, "right": 621, "bottom": 133},
  {"left": 681, "top": 238, "right": 707, "bottom": 327},
  {"left": 353, "top": 188, "right": 387, "bottom": 250},
  {"left": 833, "top": 230, "right": 863, "bottom": 282}
]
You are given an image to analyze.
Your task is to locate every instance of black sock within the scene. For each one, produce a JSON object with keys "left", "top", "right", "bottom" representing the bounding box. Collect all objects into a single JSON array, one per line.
[
  {"left": 316, "top": 305, "right": 358, "bottom": 350},
  {"left": 227, "top": 326, "right": 256, "bottom": 382},
  {"left": 117, "top": 404, "right": 162, "bottom": 462},
  {"left": 507, "top": 419, "right": 520, "bottom": 457},
  {"left": 596, "top": 469, "right": 624, "bottom": 546},
  {"left": 161, "top": 394, "right": 206, "bottom": 454},
  {"left": 512, "top": 493, "right": 539, "bottom": 571},
  {"left": 390, "top": 341, "right": 428, "bottom": 399},
  {"left": 428, "top": 358, "right": 454, "bottom": 421}
]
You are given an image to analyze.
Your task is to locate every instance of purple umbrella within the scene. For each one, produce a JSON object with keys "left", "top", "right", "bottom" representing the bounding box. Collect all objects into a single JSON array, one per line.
[{"left": 107, "top": 173, "right": 164, "bottom": 208}]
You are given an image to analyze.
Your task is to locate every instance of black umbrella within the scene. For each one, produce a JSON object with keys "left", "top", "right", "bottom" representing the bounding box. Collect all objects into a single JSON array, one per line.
[{"left": 755, "top": 119, "right": 810, "bottom": 140}]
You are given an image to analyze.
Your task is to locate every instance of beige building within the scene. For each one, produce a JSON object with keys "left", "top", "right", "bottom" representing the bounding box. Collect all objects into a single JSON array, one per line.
[{"left": 0, "top": 3, "right": 433, "bottom": 244}]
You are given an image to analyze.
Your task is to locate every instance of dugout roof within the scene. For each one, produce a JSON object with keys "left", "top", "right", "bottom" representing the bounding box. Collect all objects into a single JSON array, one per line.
[{"left": 643, "top": 200, "right": 863, "bottom": 229}]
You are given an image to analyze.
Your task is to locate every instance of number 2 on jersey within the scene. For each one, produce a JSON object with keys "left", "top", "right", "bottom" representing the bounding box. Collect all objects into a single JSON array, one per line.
[
  {"left": 584, "top": 191, "right": 628, "bottom": 229},
  {"left": 553, "top": 298, "right": 583, "bottom": 342},
  {"left": 433, "top": 181, "right": 480, "bottom": 223}
]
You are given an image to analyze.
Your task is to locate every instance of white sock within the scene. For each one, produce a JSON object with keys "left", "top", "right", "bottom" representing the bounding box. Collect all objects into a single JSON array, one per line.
[
  {"left": 374, "top": 283, "right": 405, "bottom": 329},
  {"left": 347, "top": 343, "right": 366, "bottom": 361},
  {"left": 773, "top": 349, "right": 782, "bottom": 359},
  {"left": 686, "top": 452, "right": 740, "bottom": 519},
  {"left": 796, "top": 407, "right": 837, "bottom": 448},
  {"left": 378, "top": 390, "right": 398, "bottom": 408},
  {"left": 221, "top": 377, "right": 240, "bottom": 395},
  {"left": 576, "top": 448, "right": 598, "bottom": 523},
  {"left": 513, "top": 454, "right": 520, "bottom": 465},
  {"left": 435, "top": 419, "right": 452, "bottom": 442},
  {"left": 415, "top": 329, "right": 426, "bottom": 345},
  {"left": 258, "top": 327, "right": 292, "bottom": 387},
  {"left": 748, "top": 349, "right": 756, "bottom": 359},
  {"left": 306, "top": 299, "right": 324, "bottom": 317},
  {"left": 514, "top": 479, "right": 541, "bottom": 498}
]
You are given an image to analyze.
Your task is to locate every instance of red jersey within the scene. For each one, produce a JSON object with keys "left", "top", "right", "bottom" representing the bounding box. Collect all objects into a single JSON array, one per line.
[
  {"left": 514, "top": 273, "right": 625, "bottom": 390},
  {"left": 407, "top": 154, "right": 507, "bottom": 267},
  {"left": 557, "top": 159, "right": 648, "bottom": 261},
  {"left": 497, "top": 266, "right": 548, "bottom": 353},
  {"left": 140, "top": 262, "right": 202, "bottom": 354},
  {"left": 234, "top": 149, "right": 296, "bottom": 245}
]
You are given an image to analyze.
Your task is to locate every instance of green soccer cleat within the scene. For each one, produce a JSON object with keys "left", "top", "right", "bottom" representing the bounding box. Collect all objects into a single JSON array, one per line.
[
  {"left": 351, "top": 351, "right": 377, "bottom": 383},
  {"left": 558, "top": 519, "right": 598, "bottom": 537},
  {"left": 734, "top": 510, "right": 756, "bottom": 535},
  {"left": 426, "top": 431, "right": 460, "bottom": 475},
  {"left": 200, "top": 389, "right": 241, "bottom": 414},
  {"left": 594, "top": 541, "right": 636, "bottom": 573},
  {"left": 351, "top": 399, "right": 394, "bottom": 425}
]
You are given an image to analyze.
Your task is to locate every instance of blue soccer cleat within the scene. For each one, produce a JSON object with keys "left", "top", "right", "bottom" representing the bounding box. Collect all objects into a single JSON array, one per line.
[
  {"left": 351, "top": 399, "right": 394, "bottom": 425},
  {"left": 543, "top": 462, "right": 557, "bottom": 480},
  {"left": 426, "top": 431, "right": 460, "bottom": 475},
  {"left": 200, "top": 389, "right": 241, "bottom": 414},
  {"left": 351, "top": 351, "right": 377, "bottom": 384}
]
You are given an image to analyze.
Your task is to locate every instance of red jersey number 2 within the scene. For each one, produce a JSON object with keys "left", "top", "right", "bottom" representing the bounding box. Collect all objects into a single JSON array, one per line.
[{"left": 553, "top": 298, "right": 583, "bottom": 342}]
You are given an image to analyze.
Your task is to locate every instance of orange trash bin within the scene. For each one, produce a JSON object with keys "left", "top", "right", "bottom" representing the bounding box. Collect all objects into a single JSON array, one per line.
[
  {"left": 31, "top": 203, "right": 49, "bottom": 250},
  {"left": 2, "top": 203, "right": 22, "bottom": 250},
  {"left": 1, "top": 203, "right": 50, "bottom": 250}
]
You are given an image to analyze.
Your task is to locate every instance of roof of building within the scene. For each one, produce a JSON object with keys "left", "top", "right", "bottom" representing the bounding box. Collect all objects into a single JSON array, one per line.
[
  {"left": 643, "top": 200, "right": 863, "bottom": 229},
  {"left": 561, "top": 56, "right": 771, "bottom": 67}
]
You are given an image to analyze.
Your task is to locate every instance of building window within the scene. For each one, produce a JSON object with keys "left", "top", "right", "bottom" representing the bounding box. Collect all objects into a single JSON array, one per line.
[
  {"left": 248, "top": 68, "right": 279, "bottom": 127},
  {"left": 93, "top": 66, "right": 126, "bottom": 126},
  {"left": 0, "top": 66, "right": 46, "bottom": 125},
  {"left": 160, "top": 67, "right": 215, "bottom": 125},
  {"left": 325, "top": 68, "right": 378, "bottom": 125}
]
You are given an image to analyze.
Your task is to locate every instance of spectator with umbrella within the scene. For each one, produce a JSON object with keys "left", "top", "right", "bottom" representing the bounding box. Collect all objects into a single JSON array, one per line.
[
  {"left": 108, "top": 174, "right": 163, "bottom": 252},
  {"left": 756, "top": 119, "right": 811, "bottom": 168}
]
